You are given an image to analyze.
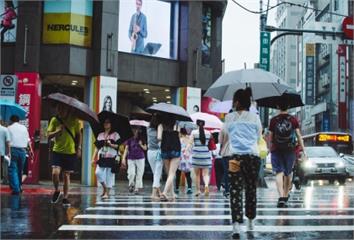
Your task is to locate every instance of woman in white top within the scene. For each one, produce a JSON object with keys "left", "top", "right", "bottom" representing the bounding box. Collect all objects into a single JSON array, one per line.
[
  {"left": 91, "top": 118, "right": 120, "bottom": 199},
  {"left": 190, "top": 120, "right": 212, "bottom": 197}
]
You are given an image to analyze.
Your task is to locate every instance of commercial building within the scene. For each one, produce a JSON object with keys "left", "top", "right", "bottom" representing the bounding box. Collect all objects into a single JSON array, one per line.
[{"left": 1, "top": 0, "right": 226, "bottom": 185}]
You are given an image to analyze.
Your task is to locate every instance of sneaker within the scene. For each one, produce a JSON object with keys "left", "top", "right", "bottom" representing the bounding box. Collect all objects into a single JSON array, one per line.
[
  {"left": 134, "top": 189, "right": 139, "bottom": 195},
  {"left": 246, "top": 219, "right": 254, "bottom": 231},
  {"left": 128, "top": 185, "right": 135, "bottom": 193},
  {"left": 51, "top": 191, "right": 61, "bottom": 203},
  {"left": 293, "top": 177, "right": 301, "bottom": 190},
  {"left": 62, "top": 198, "right": 71, "bottom": 207},
  {"left": 277, "top": 197, "right": 286, "bottom": 208},
  {"left": 232, "top": 222, "right": 241, "bottom": 239},
  {"left": 186, "top": 188, "right": 193, "bottom": 194},
  {"left": 223, "top": 191, "right": 230, "bottom": 199}
]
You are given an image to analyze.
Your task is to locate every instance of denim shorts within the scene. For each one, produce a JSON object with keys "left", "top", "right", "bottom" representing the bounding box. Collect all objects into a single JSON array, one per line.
[
  {"left": 271, "top": 151, "right": 296, "bottom": 176},
  {"left": 161, "top": 150, "right": 181, "bottom": 160},
  {"left": 52, "top": 152, "right": 77, "bottom": 172}
]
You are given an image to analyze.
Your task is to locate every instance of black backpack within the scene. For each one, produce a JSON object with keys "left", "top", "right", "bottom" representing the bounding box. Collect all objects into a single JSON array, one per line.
[{"left": 273, "top": 115, "right": 296, "bottom": 151}]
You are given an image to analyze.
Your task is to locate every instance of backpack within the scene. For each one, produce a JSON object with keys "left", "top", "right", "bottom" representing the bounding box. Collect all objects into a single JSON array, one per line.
[{"left": 273, "top": 115, "right": 296, "bottom": 151}]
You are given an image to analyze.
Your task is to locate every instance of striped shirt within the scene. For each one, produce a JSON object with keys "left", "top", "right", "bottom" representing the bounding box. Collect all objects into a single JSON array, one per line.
[{"left": 191, "top": 129, "right": 212, "bottom": 168}]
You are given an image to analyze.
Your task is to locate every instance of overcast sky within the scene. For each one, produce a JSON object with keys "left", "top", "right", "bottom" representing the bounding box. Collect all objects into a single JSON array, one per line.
[{"left": 222, "top": 0, "right": 277, "bottom": 72}]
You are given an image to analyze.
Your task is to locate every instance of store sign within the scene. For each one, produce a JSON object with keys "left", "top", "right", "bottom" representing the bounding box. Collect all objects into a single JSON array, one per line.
[
  {"left": 318, "top": 134, "right": 350, "bottom": 143},
  {"left": 0, "top": 75, "right": 18, "bottom": 102},
  {"left": 42, "top": 0, "right": 93, "bottom": 47},
  {"left": 337, "top": 44, "right": 347, "bottom": 129},
  {"left": 259, "top": 31, "right": 270, "bottom": 71},
  {"left": 305, "top": 44, "right": 315, "bottom": 105}
]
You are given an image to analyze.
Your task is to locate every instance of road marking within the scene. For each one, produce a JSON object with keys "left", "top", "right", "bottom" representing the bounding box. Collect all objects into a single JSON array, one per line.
[
  {"left": 75, "top": 214, "right": 354, "bottom": 220},
  {"left": 59, "top": 224, "right": 354, "bottom": 232},
  {"left": 86, "top": 206, "right": 354, "bottom": 212}
]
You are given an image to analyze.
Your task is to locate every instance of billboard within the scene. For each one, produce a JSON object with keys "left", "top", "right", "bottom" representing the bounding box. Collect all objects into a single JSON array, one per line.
[
  {"left": 118, "top": 0, "right": 178, "bottom": 59},
  {"left": 99, "top": 76, "right": 118, "bottom": 113},
  {"left": 42, "top": 0, "right": 93, "bottom": 47},
  {"left": 0, "top": 0, "right": 17, "bottom": 42}
]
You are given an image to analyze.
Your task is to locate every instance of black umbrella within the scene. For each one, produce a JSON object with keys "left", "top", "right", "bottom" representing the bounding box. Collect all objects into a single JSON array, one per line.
[
  {"left": 146, "top": 103, "right": 192, "bottom": 122},
  {"left": 256, "top": 92, "right": 304, "bottom": 109},
  {"left": 95, "top": 111, "right": 133, "bottom": 143}
]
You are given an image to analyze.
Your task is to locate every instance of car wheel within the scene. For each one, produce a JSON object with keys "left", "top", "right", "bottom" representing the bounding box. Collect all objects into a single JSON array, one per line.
[{"left": 338, "top": 178, "right": 346, "bottom": 185}]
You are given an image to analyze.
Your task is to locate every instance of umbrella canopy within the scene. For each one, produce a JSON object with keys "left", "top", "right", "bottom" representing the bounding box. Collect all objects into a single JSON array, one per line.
[
  {"left": 130, "top": 106, "right": 152, "bottom": 121},
  {"left": 256, "top": 91, "right": 304, "bottom": 109},
  {"left": 178, "top": 121, "right": 198, "bottom": 130},
  {"left": 146, "top": 103, "right": 192, "bottom": 122},
  {"left": 45, "top": 93, "right": 98, "bottom": 124},
  {"left": 130, "top": 119, "right": 150, "bottom": 128},
  {"left": 0, "top": 100, "right": 27, "bottom": 122},
  {"left": 191, "top": 112, "right": 223, "bottom": 130},
  {"left": 97, "top": 111, "right": 133, "bottom": 143},
  {"left": 210, "top": 100, "right": 259, "bottom": 114},
  {"left": 204, "top": 68, "right": 291, "bottom": 101}
]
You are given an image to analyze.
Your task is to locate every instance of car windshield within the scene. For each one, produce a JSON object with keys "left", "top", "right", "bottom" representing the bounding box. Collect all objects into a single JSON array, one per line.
[{"left": 305, "top": 147, "right": 338, "bottom": 158}]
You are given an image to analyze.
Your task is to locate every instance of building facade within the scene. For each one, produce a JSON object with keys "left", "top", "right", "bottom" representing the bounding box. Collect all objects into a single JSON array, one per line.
[{"left": 1, "top": 0, "right": 226, "bottom": 185}]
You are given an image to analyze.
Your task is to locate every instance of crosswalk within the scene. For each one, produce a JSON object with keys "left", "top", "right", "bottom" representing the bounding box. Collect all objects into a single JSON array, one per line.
[{"left": 58, "top": 186, "right": 354, "bottom": 239}]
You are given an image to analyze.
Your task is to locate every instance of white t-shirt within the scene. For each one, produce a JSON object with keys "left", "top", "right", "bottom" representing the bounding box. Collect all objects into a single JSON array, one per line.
[
  {"left": 0, "top": 125, "right": 10, "bottom": 156},
  {"left": 8, "top": 122, "right": 30, "bottom": 148}
]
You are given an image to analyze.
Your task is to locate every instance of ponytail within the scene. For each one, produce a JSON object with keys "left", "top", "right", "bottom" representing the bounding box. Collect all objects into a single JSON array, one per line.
[{"left": 198, "top": 126, "right": 206, "bottom": 146}]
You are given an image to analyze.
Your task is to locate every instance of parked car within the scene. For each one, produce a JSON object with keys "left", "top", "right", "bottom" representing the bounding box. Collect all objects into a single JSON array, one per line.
[{"left": 300, "top": 146, "right": 348, "bottom": 184}]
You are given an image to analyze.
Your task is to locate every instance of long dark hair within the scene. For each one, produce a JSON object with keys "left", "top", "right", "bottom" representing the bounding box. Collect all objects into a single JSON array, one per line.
[
  {"left": 160, "top": 114, "right": 176, "bottom": 131},
  {"left": 197, "top": 119, "right": 206, "bottom": 145},
  {"left": 149, "top": 113, "right": 159, "bottom": 129},
  {"left": 233, "top": 87, "right": 252, "bottom": 111}
]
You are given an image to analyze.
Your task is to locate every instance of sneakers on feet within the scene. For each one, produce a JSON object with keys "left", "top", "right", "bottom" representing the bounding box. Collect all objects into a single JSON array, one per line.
[
  {"left": 51, "top": 191, "right": 61, "bottom": 203},
  {"left": 232, "top": 222, "right": 241, "bottom": 239},
  {"left": 186, "top": 188, "right": 193, "bottom": 194},
  {"left": 223, "top": 191, "right": 230, "bottom": 198},
  {"left": 277, "top": 197, "right": 287, "bottom": 208},
  {"left": 62, "top": 198, "right": 71, "bottom": 207},
  {"left": 247, "top": 219, "right": 254, "bottom": 231},
  {"left": 128, "top": 185, "right": 135, "bottom": 193}
]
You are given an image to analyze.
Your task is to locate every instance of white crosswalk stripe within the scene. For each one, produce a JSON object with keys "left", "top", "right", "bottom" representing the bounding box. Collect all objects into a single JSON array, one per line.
[{"left": 58, "top": 188, "right": 354, "bottom": 238}]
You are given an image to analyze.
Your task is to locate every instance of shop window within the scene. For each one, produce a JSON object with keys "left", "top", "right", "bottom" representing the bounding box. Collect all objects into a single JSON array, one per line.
[
  {"left": 201, "top": 5, "right": 211, "bottom": 66},
  {"left": 0, "top": 0, "right": 18, "bottom": 43}
]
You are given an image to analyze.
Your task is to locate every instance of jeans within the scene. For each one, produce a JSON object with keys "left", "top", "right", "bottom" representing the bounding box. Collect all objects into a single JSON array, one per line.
[
  {"left": 8, "top": 148, "right": 26, "bottom": 193},
  {"left": 222, "top": 156, "right": 230, "bottom": 193},
  {"left": 147, "top": 149, "right": 163, "bottom": 188},
  {"left": 175, "top": 169, "right": 192, "bottom": 189}
]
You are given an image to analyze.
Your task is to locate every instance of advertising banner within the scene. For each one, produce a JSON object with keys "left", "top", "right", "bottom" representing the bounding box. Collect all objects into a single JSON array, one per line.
[
  {"left": 0, "top": 75, "right": 17, "bottom": 102},
  {"left": 15, "top": 73, "right": 42, "bottom": 184},
  {"left": 99, "top": 76, "right": 118, "bottom": 113},
  {"left": 259, "top": 31, "right": 270, "bottom": 71},
  {"left": 0, "top": 0, "right": 17, "bottom": 42},
  {"left": 337, "top": 44, "right": 347, "bottom": 129},
  {"left": 305, "top": 44, "right": 315, "bottom": 105},
  {"left": 42, "top": 0, "right": 93, "bottom": 47}
]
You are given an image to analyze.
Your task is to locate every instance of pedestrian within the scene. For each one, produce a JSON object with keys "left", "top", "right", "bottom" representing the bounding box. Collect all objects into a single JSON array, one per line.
[
  {"left": 268, "top": 101, "right": 305, "bottom": 208},
  {"left": 213, "top": 132, "right": 224, "bottom": 192},
  {"left": 7, "top": 115, "right": 31, "bottom": 195},
  {"left": 175, "top": 127, "right": 193, "bottom": 195},
  {"left": 21, "top": 143, "right": 34, "bottom": 186},
  {"left": 122, "top": 127, "right": 147, "bottom": 194},
  {"left": 190, "top": 119, "right": 213, "bottom": 197},
  {"left": 157, "top": 115, "right": 181, "bottom": 201},
  {"left": 147, "top": 114, "right": 163, "bottom": 200},
  {"left": 47, "top": 104, "right": 82, "bottom": 207},
  {"left": 91, "top": 117, "right": 120, "bottom": 199},
  {"left": 0, "top": 121, "right": 11, "bottom": 184},
  {"left": 219, "top": 124, "right": 232, "bottom": 198},
  {"left": 222, "top": 88, "right": 262, "bottom": 237}
]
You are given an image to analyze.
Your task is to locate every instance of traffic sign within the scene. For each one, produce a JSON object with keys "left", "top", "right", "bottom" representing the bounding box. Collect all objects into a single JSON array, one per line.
[
  {"left": 342, "top": 16, "right": 354, "bottom": 39},
  {"left": 259, "top": 31, "right": 270, "bottom": 71}
]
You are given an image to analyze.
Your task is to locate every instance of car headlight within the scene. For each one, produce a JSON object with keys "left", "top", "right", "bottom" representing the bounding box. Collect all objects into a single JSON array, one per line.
[
  {"left": 336, "top": 161, "right": 345, "bottom": 168},
  {"left": 304, "top": 161, "right": 313, "bottom": 169}
]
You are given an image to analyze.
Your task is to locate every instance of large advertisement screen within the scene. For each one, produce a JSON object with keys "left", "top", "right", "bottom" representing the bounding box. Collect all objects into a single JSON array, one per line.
[
  {"left": 118, "top": 0, "right": 178, "bottom": 59},
  {"left": 0, "top": 0, "right": 18, "bottom": 42}
]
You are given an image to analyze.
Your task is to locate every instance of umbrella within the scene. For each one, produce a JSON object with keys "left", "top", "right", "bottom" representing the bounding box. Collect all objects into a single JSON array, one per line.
[
  {"left": 0, "top": 100, "right": 27, "bottom": 122},
  {"left": 130, "top": 119, "right": 150, "bottom": 127},
  {"left": 146, "top": 103, "right": 192, "bottom": 122},
  {"left": 256, "top": 91, "right": 304, "bottom": 109},
  {"left": 97, "top": 111, "right": 133, "bottom": 143},
  {"left": 130, "top": 105, "right": 152, "bottom": 121},
  {"left": 45, "top": 93, "right": 99, "bottom": 124},
  {"left": 190, "top": 112, "right": 223, "bottom": 130},
  {"left": 210, "top": 100, "right": 259, "bottom": 114},
  {"left": 178, "top": 121, "right": 198, "bottom": 130},
  {"left": 204, "top": 68, "right": 291, "bottom": 101}
]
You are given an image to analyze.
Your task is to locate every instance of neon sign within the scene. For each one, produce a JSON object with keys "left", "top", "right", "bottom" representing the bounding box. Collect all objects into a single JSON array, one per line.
[{"left": 318, "top": 134, "right": 350, "bottom": 142}]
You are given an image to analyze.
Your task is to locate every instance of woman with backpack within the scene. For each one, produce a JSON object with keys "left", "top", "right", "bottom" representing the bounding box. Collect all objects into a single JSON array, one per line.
[{"left": 190, "top": 119, "right": 213, "bottom": 197}]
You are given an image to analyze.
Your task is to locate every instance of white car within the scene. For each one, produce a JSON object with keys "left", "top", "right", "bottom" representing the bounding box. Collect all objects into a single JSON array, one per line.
[
  {"left": 300, "top": 146, "right": 348, "bottom": 184},
  {"left": 342, "top": 154, "right": 354, "bottom": 178}
]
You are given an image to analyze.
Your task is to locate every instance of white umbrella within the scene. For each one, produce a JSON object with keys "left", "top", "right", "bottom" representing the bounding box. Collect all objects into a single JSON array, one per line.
[
  {"left": 191, "top": 112, "right": 223, "bottom": 130},
  {"left": 204, "top": 68, "right": 291, "bottom": 101},
  {"left": 146, "top": 103, "right": 192, "bottom": 122},
  {"left": 129, "top": 120, "right": 150, "bottom": 127},
  {"left": 211, "top": 100, "right": 259, "bottom": 115}
]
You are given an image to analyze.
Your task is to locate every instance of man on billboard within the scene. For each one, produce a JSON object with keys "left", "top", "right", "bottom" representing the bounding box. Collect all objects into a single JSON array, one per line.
[{"left": 128, "top": 0, "right": 147, "bottom": 54}]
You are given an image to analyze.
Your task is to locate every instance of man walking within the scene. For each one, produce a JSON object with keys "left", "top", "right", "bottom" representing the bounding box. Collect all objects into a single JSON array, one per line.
[
  {"left": 269, "top": 102, "right": 305, "bottom": 208},
  {"left": 47, "top": 104, "right": 81, "bottom": 207},
  {"left": 0, "top": 121, "right": 11, "bottom": 184},
  {"left": 7, "top": 115, "right": 30, "bottom": 195}
]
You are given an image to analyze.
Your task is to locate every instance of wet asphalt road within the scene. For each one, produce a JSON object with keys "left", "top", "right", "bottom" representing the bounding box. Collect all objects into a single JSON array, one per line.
[{"left": 1, "top": 177, "right": 354, "bottom": 239}]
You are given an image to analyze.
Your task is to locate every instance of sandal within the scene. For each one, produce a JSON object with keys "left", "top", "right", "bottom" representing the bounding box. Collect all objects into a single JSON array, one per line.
[
  {"left": 160, "top": 193, "right": 169, "bottom": 202},
  {"left": 195, "top": 192, "right": 201, "bottom": 197},
  {"left": 101, "top": 195, "right": 109, "bottom": 199}
]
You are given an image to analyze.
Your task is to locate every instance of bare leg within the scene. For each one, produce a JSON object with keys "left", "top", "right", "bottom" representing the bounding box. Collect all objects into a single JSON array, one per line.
[
  {"left": 275, "top": 172, "right": 285, "bottom": 197},
  {"left": 194, "top": 168, "right": 201, "bottom": 196},
  {"left": 202, "top": 168, "right": 210, "bottom": 196},
  {"left": 284, "top": 174, "right": 292, "bottom": 197},
  {"left": 52, "top": 167, "right": 61, "bottom": 192},
  {"left": 63, "top": 172, "right": 71, "bottom": 199},
  {"left": 163, "top": 158, "right": 180, "bottom": 198}
]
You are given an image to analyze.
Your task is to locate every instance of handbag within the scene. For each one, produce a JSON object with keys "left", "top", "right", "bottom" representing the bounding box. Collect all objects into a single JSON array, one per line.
[
  {"left": 208, "top": 136, "right": 217, "bottom": 151},
  {"left": 111, "top": 155, "right": 121, "bottom": 174},
  {"left": 258, "top": 137, "right": 268, "bottom": 159}
]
